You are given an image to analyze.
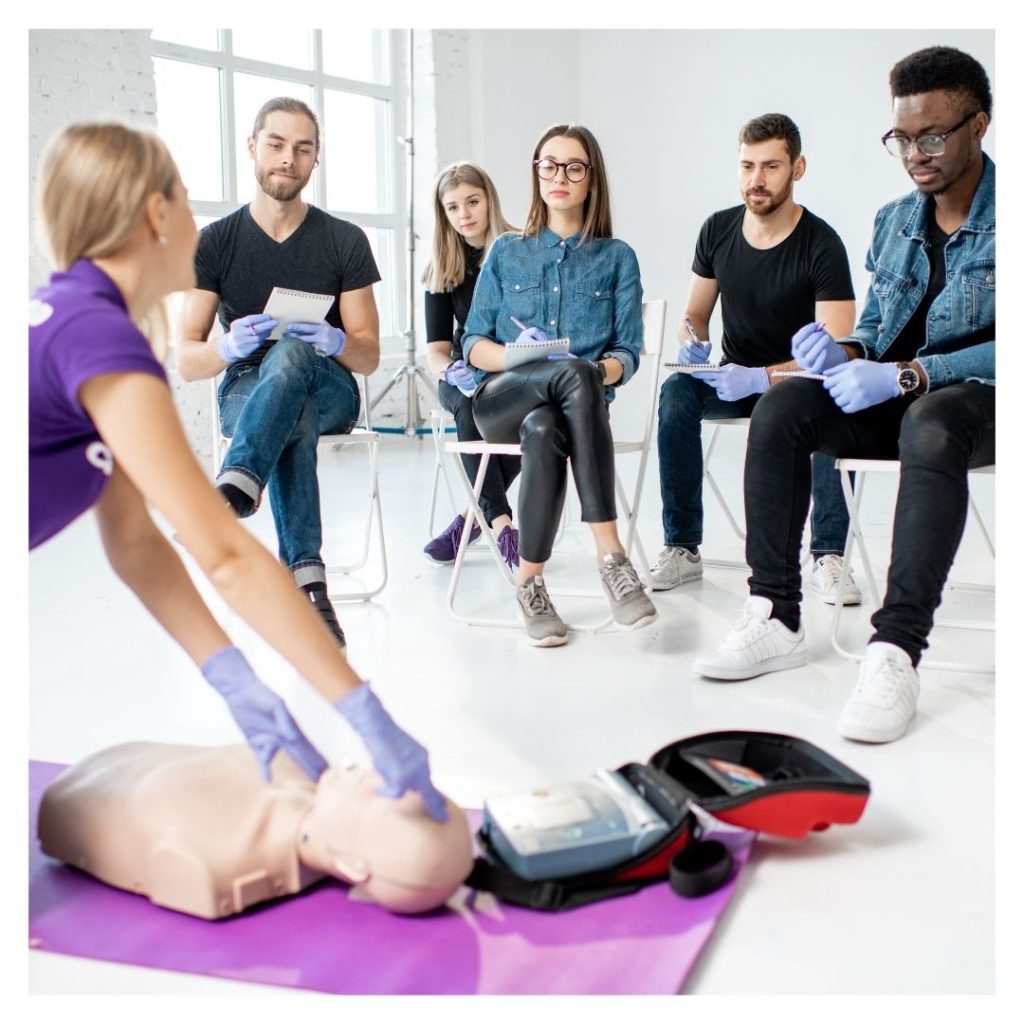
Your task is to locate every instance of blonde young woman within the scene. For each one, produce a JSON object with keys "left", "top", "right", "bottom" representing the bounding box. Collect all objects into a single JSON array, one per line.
[
  {"left": 28, "top": 122, "right": 446, "bottom": 820},
  {"left": 422, "top": 162, "right": 521, "bottom": 567},
  {"left": 461, "top": 124, "right": 658, "bottom": 647}
]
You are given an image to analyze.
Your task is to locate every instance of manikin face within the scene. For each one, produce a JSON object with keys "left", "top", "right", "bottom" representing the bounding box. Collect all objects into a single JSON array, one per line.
[
  {"left": 890, "top": 90, "right": 985, "bottom": 197},
  {"left": 248, "top": 110, "right": 319, "bottom": 202},
  {"left": 536, "top": 135, "right": 592, "bottom": 219},
  {"left": 442, "top": 182, "right": 490, "bottom": 248},
  {"left": 738, "top": 138, "right": 805, "bottom": 217}
]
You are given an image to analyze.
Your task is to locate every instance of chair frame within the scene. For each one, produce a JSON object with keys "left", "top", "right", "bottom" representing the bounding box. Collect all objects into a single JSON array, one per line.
[
  {"left": 829, "top": 459, "right": 994, "bottom": 674},
  {"left": 442, "top": 298, "right": 667, "bottom": 634},
  {"left": 209, "top": 373, "right": 387, "bottom": 602}
]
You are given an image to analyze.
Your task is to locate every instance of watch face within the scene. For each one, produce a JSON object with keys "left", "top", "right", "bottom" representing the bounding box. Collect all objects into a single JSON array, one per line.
[{"left": 898, "top": 368, "right": 919, "bottom": 393}]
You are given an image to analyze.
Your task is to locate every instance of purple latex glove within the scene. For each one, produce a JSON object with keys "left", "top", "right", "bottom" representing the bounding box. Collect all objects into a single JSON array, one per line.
[
  {"left": 442, "top": 358, "right": 477, "bottom": 392},
  {"left": 692, "top": 363, "right": 768, "bottom": 401},
  {"left": 218, "top": 313, "right": 279, "bottom": 362},
  {"left": 333, "top": 682, "right": 449, "bottom": 822},
  {"left": 283, "top": 321, "right": 346, "bottom": 357},
  {"left": 512, "top": 325, "right": 549, "bottom": 345},
  {"left": 677, "top": 340, "right": 713, "bottom": 364},
  {"left": 792, "top": 321, "right": 848, "bottom": 373},
  {"left": 823, "top": 359, "right": 900, "bottom": 414},
  {"left": 201, "top": 646, "right": 328, "bottom": 783},
  {"left": 547, "top": 351, "right": 579, "bottom": 361}
]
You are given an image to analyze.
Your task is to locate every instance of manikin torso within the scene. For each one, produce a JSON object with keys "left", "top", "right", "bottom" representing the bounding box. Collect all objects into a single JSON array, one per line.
[{"left": 38, "top": 743, "right": 473, "bottom": 918}]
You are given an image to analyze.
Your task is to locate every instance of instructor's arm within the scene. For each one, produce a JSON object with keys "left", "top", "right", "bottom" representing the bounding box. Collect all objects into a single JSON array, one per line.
[
  {"left": 177, "top": 288, "right": 227, "bottom": 382},
  {"left": 336, "top": 284, "right": 380, "bottom": 376}
]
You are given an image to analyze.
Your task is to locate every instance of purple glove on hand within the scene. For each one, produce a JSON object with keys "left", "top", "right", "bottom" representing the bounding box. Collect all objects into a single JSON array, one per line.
[
  {"left": 218, "top": 314, "right": 279, "bottom": 363},
  {"left": 284, "top": 321, "right": 346, "bottom": 357},
  {"left": 513, "top": 325, "right": 548, "bottom": 345},
  {"left": 443, "top": 359, "right": 478, "bottom": 392},
  {"left": 677, "top": 340, "right": 713, "bottom": 364},
  {"left": 201, "top": 646, "right": 328, "bottom": 783},
  {"left": 823, "top": 359, "right": 901, "bottom": 414},
  {"left": 692, "top": 363, "right": 768, "bottom": 401},
  {"left": 792, "top": 321, "right": 848, "bottom": 373},
  {"left": 333, "top": 682, "right": 449, "bottom": 822}
]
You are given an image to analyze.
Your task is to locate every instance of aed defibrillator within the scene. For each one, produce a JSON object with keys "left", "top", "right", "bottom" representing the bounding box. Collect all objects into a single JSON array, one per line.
[{"left": 468, "top": 730, "right": 870, "bottom": 911}]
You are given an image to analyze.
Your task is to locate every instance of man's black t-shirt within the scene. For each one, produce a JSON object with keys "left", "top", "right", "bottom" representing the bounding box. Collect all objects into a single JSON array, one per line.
[
  {"left": 423, "top": 241, "right": 482, "bottom": 361},
  {"left": 692, "top": 205, "right": 855, "bottom": 367},
  {"left": 194, "top": 204, "right": 381, "bottom": 373}
]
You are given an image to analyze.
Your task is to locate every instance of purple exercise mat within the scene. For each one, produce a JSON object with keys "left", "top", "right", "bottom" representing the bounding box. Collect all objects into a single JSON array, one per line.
[{"left": 28, "top": 760, "right": 752, "bottom": 994}]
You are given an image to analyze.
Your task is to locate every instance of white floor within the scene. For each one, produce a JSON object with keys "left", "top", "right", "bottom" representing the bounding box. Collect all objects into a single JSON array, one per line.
[{"left": 28, "top": 425, "right": 997, "bottom": 996}]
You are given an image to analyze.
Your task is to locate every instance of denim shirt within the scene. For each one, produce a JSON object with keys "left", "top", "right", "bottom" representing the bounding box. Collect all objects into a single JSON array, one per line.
[
  {"left": 462, "top": 227, "right": 644, "bottom": 401},
  {"left": 844, "top": 153, "right": 994, "bottom": 389}
]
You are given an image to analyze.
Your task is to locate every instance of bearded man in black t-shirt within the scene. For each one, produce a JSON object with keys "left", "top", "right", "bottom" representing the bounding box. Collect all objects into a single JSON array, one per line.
[
  {"left": 650, "top": 113, "right": 860, "bottom": 607},
  {"left": 178, "top": 98, "right": 382, "bottom": 649}
]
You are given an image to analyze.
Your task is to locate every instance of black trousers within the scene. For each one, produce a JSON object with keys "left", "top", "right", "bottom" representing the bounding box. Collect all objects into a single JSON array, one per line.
[
  {"left": 438, "top": 380, "right": 520, "bottom": 526},
  {"left": 744, "top": 379, "right": 995, "bottom": 664},
  {"left": 472, "top": 359, "right": 616, "bottom": 564}
]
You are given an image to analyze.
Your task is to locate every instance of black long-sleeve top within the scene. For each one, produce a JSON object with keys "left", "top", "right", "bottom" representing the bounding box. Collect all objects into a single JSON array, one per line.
[{"left": 424, "top": 242, "right": 482, "bottom": 361}]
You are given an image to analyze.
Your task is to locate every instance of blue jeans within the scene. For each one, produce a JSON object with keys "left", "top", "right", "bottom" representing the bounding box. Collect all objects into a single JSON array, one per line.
[
  {"left": 656, "top": 372, "right": 849, "bottom": 555},
  {"left": 217, "top": 339, "right": 360, "bottom": 584}
]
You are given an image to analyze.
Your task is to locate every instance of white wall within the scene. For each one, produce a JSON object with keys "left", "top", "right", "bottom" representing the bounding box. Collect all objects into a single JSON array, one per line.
[{"left": 451, "top": 29, "right": 995, "bottom": 345}]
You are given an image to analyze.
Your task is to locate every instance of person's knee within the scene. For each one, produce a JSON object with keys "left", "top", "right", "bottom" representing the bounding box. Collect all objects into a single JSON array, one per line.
[
  {"left": 659, "top": 373, "right": 703, "bottom": 427},
  {"left": 748, "top": 381, "right": 815, "bottom": 445},
  {"left": 520, "top": 407, "right": 567, "bottom": 457},
  {"left": 261, "top": 337, "right": 317, "bottom": 378},
  {"left": 898, "top": 395, "right": 967, "bottom": 469}
]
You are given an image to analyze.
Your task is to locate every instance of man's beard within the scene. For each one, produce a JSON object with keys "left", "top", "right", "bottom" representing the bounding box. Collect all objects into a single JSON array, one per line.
[
  {"left": 742, "top": 176, "right": 794, "bottom": 217},
  {"left": 256, "top": 165, "right": 306, "bottom": 202}
]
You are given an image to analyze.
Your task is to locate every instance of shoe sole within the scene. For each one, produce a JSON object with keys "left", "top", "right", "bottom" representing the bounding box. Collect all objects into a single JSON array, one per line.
[
  {"left": 517, "top": 607, "right": 568, "bottom": 647},
  {"left": 614, "top": 608, "right": 659, "bottom": 631},
  {"left": 813, "top": 586, "right": 862, "bottom": 607},
  {"left": 838, "top": 716, "right": 913, "bottom": 743},
  {"left": 650, "top": 569, "right": 703, "bottom": 592},
  {"left": 423, "top": 534, "right": 483, "bottom": 565},
  {"left": 694, "top": 649, "right": 808, "bottom": 681}
]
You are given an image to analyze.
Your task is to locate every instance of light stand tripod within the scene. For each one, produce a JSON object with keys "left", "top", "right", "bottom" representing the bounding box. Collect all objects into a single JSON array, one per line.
[{"left": 368, "top": 30, "right": 438, "bottom": 435}]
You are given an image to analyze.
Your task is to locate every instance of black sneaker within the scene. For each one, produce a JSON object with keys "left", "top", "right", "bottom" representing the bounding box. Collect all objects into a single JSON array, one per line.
[{"left": 302, "top": 585, "right": 346, "bottom": 650}]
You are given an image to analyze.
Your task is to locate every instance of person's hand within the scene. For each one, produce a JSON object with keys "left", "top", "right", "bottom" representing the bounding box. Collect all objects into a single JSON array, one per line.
[
  {"left": 201, "top": 646, "right": 328, "bottom": 783},
  {"left": 333, "top": 682, "right": 449, "bottom": 822},
  {"left": 218, "top": 314, "right": 279, "bottom": 363},
  {"left": 823, "top": 359, "right": 900, "bottom": 414},
  {"left": 512, "top": 325, "right": 548, "bottom": 345},
  {"left": 442, "top": 359, "right": 477, "bottom": 391},
  {"left": 792, "top": 321, "right": 848, "bottom": 373},
  {"left": 692, "top": 363, "right": 768, "bottom": 401},
  {"left": 677, "top": 340, "right": 713, "bottom": 364},
  {"left": 283, "top": 321, "right": 346, "bottom": 358}
]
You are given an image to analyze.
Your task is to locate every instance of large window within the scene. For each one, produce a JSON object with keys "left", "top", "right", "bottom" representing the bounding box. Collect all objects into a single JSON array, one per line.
[{"left": 150, "top": 29, "right": 405, "bottom": 342}]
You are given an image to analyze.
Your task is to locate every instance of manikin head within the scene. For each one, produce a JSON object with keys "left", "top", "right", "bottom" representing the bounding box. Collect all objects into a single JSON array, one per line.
[{"left": 299, "top": 762, "right": 474, "bottom": 914}]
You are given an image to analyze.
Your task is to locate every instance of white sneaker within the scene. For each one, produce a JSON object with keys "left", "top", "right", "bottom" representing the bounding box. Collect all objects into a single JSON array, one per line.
[
  {"left": 694, "top": 596, "right": 808, "bottom": 681},
  {"left": 839, "top": 642, "right": 920, "bottom": 743},
  {"left": 809, "top": 554, "right": 862, "bottom": 606},
  {"left": 648, "top": 546, "right": 703, "bottom": 591}
]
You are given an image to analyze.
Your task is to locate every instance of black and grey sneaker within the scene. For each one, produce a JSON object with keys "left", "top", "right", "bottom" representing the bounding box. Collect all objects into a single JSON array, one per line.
[
  {"left": 515, "top": 575, "right": 568, "bottom": 647},
  {"left": 599, "top": 552, "right": 658, "bottom": 630},
  {"left": 302, "top": 584, "right": 347, "bottom": 650}
]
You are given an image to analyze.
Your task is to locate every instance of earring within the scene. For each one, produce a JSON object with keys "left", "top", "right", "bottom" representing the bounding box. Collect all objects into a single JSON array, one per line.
[{"left": 157, "top": 235, "right": 169, "bottom": 246}]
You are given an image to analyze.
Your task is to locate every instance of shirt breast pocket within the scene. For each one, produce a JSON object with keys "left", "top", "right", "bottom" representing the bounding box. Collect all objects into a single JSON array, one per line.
[
  {"left": 574, "top": 276, "right": 615, "bottom": 341},
  {"left": 961, "top": 260, "right": 995, "bottom": 331},
  {"left": 503, "top": 276, "right": 542, "bottom": 323}
]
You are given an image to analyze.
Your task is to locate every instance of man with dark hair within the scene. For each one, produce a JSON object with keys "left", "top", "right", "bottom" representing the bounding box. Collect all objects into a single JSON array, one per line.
[
  {"left": 178, "top": 98, "right": 382, "bottom": 649},
  {"left": 651, "top": 113, "right": 860, "bottom": 607},
  {"left": 696, "top": 48, "right": 995, "bottom": 745}
]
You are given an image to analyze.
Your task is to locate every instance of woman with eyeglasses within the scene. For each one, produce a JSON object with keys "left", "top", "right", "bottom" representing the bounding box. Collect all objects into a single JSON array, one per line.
[
  {"left": 422, "top": 162, "right": 522, "bottom": 568},
  {"left": 29, "top": 121, "right": 448, "bottom": 821},
  {"left": 461, "top": 123, "right": 657, "bottom": 647}
]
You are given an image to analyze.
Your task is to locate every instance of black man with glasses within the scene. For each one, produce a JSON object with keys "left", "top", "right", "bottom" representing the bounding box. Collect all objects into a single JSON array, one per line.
[{"left": 695, "top": 47, "right": 994, "bottom": 747}]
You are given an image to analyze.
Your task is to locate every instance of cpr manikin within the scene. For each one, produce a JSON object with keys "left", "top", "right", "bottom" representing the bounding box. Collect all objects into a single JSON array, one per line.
[{"left": 38, "top": 743, "right": 474, "bottom": 918}]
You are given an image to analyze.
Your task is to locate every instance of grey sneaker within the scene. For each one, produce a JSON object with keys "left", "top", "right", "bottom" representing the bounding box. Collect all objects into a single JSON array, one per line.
[
  {"left": 599, "top": 553, "right": 659, "bottom": 630},
  {"left": 515, "top": 575, "right": 568, "bottom": 647},
  {"left": 648, "top": 546, "right": 703, "bottom": 591}
]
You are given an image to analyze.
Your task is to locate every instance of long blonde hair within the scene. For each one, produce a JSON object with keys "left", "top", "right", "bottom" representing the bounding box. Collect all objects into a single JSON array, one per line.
[
  {"left": 422, "top": 162, "right": 516, "bottom": 293},
  {"left": 523, "top": 123, "right": 613, "bottom": 243},
  {"left": 35, "top": 121, "right": 180, "bottom": 357}
]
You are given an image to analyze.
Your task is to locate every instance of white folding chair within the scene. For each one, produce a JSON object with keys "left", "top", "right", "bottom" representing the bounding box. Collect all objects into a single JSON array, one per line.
[
  {"left": 209, "top": 373, "right": 387, "bottom": 602},
  {"left": 699, "top": 418, "right": 751, "bottom": 570},
  {"left": 443, "top": 298, "right": 667, "bottom": 633},
  {"left": 427, "top": 407, "right": 459, "bottom": 535},
  {"left": 829, "top": 459, "right": 994, "bottom": 673}
]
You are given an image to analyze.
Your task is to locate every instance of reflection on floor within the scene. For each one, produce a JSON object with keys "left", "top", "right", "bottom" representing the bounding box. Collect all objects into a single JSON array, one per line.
[{"left": 29, "top": 430, "right": 995, "bottom": 995}]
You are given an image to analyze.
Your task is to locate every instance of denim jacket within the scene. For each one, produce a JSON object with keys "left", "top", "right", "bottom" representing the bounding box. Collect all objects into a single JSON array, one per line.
[
  {"left": 844, "top": 153, "right": 994, "bottom": 389},
  {"left": 462, "top": 227, "right": 644, "bottom": 400}
]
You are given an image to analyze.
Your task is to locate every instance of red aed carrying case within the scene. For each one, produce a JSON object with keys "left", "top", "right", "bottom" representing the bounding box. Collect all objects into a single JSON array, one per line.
[{"left": 467, "top": 730, "right": 870, "bottom": 912}]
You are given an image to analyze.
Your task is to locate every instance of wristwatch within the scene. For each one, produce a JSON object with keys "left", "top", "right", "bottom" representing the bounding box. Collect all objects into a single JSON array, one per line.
[{"left": 896, "top": 361, "right": 926, "bottom": 396}]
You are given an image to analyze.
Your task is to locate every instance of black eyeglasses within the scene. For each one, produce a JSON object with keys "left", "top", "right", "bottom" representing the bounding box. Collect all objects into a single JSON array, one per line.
[
  {"left": 534, "top": 158, "right": 591, "bottom": 183},
  {"left": 881, "top": 110, "right": 980, "bottom": 158}
]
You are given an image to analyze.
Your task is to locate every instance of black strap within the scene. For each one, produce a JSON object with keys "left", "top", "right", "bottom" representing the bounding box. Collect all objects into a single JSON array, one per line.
[{"left": 669, "top": 839, "right": 733, "bottom": 898}]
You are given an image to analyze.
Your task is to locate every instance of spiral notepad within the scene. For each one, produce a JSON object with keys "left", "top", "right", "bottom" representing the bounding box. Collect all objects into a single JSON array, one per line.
[
  {"left": 263, "top": 287, "right": 335, "bottom": 340},
  {"left": 505, "top": 337, "right": 571, "bottom": 369},
  {"left": 663, "top": 362, "right": 721, "bottom": 373}
]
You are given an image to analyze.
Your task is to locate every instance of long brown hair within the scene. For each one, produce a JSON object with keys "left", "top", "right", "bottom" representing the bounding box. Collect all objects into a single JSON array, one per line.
[
  {"left": 522, "top": 123, "right": 613, "bottom": 242},
  {"left": 422, "top": 162, "right": 516, "bottom": 292}
]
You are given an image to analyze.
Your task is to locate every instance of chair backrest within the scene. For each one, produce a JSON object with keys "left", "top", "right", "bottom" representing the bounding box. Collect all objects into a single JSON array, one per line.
[{"left": 635, "top": 298, "right": 668, "bottom": 447}]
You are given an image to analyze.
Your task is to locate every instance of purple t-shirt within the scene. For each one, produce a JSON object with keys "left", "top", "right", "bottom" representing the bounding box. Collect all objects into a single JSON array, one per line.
[{"left": 29, "top": 260, "right": 168, "bottom": 549}]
